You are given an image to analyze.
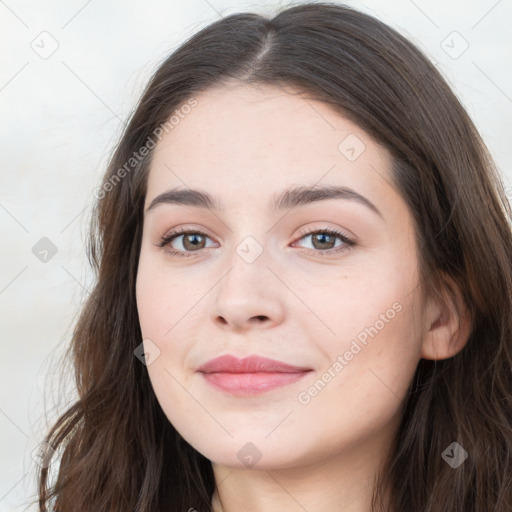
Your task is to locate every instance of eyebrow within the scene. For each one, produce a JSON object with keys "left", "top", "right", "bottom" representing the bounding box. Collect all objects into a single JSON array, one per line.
[{"left": 145, "top": 185, "right": 383, "bottom": 219}]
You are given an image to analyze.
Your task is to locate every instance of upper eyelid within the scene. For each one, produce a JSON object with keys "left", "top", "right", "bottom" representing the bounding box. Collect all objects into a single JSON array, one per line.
[
  {"left": 162, "top": 226, "right": 349, "bottom": 238},
  {"left": 161, "top": 225, "right": 215, "bottom": 241},
  {"left": 295, "top": 225, "right": 353, "bottom": 239}
]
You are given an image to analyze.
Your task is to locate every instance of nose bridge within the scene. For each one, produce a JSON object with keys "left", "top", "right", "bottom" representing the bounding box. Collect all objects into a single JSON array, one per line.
[
  {"left": 220, "top": 233, "right": 270, "bottom": 297},
  {"left": 211, "top": 232, "right": 285, "bottom": 329},
  {"left": 222, "top": 208, "right": 273, "bottom": 276}
]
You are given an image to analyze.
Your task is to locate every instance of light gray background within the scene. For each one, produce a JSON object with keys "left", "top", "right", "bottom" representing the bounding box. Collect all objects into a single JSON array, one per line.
[{"left": 1, "top": 0, "right": 510, "bottom": 510}]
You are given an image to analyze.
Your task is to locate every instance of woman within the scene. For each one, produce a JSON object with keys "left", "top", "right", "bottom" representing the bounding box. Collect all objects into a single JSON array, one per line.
[{"left": 36, "top": 2, "right": 512, "bottom": 511}]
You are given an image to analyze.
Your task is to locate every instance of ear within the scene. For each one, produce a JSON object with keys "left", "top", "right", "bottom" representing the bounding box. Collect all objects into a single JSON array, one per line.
[{"left": 420, "top": 274, "right": 472, "bottom": 360}]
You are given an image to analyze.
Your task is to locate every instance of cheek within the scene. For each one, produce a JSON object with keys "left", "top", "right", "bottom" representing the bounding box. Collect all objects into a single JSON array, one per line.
[
  {"left": 135, "top": 257, "right": 209, "bottom": 396},
  {"left": 316, "top": 257, "right": 420, "bottom": 358},
  {"left": 135, "top": 255, "right": 198, "bottom": 339},
  {"left": 304, "top": 256, "right": 422, "bottom": 400},
  {"left": 302, "top": 276, "right": 423, "bottom": 425},
  {"left": 289, "top": 305, "right": 422, "bottom": 463}
]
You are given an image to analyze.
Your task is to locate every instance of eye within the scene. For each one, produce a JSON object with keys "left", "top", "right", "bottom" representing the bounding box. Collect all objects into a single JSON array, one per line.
[
  {"left": 157, "top": 227, "right": 217, "bottom": 258},
  {"left": 292, "top": 227, "right": 355, "bottom": 255},
  {"left": 157, "top": 226, "right": 355, "bottom": 258}
]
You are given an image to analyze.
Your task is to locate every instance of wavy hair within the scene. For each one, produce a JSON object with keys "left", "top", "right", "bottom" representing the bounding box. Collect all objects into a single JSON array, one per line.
[{"left": 35, "top": 3, "right": 512, "bottom": 511}]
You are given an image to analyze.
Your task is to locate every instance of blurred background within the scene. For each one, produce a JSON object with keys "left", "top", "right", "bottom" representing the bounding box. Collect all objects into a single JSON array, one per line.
[{"left": 0, "top": 0, "right": 510, "bottom": 509}]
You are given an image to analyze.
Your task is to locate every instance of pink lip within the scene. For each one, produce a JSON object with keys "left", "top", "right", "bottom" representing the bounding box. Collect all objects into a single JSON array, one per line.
[
  {"left": 198, "top": 354, "right": 311, "bottom": 373},
  {"left": 197, "top": 355, "right": 312, "bottom": 396}
]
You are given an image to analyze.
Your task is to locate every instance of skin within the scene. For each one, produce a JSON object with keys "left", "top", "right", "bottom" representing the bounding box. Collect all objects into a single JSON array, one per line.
[{"left": 135, "top": 82, "right": 471, "bottom": 512}]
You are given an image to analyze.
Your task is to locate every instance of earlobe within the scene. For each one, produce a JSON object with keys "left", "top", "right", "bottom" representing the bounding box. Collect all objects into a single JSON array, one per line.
[{"left": 420, "top": 277, "right": 472, "bottom": 361}]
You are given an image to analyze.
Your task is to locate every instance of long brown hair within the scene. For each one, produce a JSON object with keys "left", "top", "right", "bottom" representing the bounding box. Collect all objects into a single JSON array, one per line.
[{"left": 35, "top": 3, "right": 512, "bottom": 511}]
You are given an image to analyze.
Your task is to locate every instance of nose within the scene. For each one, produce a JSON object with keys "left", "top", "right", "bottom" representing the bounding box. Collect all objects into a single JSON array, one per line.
[{"left": 211, "top": 248, "right": 285, "bottom": 332}]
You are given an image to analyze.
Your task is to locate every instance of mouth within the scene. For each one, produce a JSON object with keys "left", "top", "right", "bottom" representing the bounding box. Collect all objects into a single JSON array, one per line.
[{"left": 197, "top": 354, "right": 313, "bottom": 395}]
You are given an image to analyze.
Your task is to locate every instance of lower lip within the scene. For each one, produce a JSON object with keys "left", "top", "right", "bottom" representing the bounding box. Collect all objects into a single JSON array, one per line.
[{"left": 200, "top": 371, "right": 311, "bottom": 395}]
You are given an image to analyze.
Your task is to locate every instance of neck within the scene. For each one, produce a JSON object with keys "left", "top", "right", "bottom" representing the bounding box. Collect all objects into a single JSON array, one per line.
[{"left": 210, "top": 436, "right": 393, "bottom": 512}]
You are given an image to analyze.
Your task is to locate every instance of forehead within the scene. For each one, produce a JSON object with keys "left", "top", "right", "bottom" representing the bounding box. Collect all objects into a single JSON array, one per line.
[{"left": 145, "top": 83, "right": 395, "bottom": 212}]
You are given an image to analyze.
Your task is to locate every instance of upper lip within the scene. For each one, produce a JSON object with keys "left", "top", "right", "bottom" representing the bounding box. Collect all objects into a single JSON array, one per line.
[{"left": 198, "top": 355, "right": 312, "bottom": 374}]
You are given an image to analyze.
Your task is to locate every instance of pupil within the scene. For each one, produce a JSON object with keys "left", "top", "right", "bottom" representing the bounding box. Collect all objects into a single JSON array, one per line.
[
  {"left": 185, "top": 234, "right": 203, "bottom": 250},
  {"left": 314, "top": 233, "right": 334, "bottom": 249}
]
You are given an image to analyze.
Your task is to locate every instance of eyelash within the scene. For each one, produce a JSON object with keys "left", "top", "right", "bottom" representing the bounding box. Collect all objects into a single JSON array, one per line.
[{"left": 157, "top": 226, "right": 355, "bottom": 259}]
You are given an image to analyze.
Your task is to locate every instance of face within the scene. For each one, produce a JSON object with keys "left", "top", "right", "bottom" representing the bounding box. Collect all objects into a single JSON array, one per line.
[{"left": 136, "top": 83, "right": 425, "bottom": 470}]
